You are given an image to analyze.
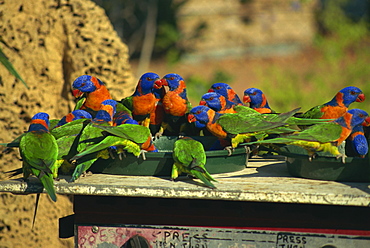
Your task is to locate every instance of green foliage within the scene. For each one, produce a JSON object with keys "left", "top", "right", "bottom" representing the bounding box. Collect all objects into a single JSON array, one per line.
[
  {"left": 314, "top": 0, "right": 369, "bottom": 60},
  {"left": 155, "top": 22, "right": 182, "bottom": 65},
  {"left": 0, "top": 47, "right": 29, "bottom": 89}
]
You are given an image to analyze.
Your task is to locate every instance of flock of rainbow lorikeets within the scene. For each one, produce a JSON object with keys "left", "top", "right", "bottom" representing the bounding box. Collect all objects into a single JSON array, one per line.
[{"left": 1, "top": 72, "right": 370, "bottom": 200}]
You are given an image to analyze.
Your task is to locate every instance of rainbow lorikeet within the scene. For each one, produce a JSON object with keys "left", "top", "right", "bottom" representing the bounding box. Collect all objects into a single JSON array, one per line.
[
  {"left": 172, "top": 136, "right": 217, "bottom": 188},
  {"left": 301, "top": 86, "right": 365, "bottom": 120},
  {"left": 120, "top": 72, "right": 162, "bottom": 128},
  {"left": 187, "top": 105, "right": 294, "bottom": 151},
  {"left": 243, "top": 87, "right": 275, "bottom": 114},
  {"left": 246, "top": 109, "right": 370, "bottom": 162},
  {"left": 208, "top": 82, "right": 243, "bottom": 106},
  {"left": 160, "top": 73, "right": 193, "bottom": 136},
  {"left": 19, "top": 112, "right": 58, "bottom": 202},
  {"left": 199, "top": 92, "right": 237, "bottom": 114},
  {"left": 70, "top": 99, "right": 117, "bottom": 181},
  {"left": 345, "top": 124, "right": 368, "bottom": 158},
  {"left": 72, "top": 75, "right": 112, "bottom": 116}
]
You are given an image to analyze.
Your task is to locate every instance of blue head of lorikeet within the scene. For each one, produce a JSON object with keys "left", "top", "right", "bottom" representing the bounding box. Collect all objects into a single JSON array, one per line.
[
  {"left": 330, "top": 86, "right": 365, "bottom": 107},
  {"left": 346, "top": 124, "right": 368, "bottom": 158},
  {"left": 29, "top": 112, "right": 50, "bottom": 132},
  {"left": 160, "top": 73, "right": 188, "bottom": 100},
  {"left": 243, "top": 87, "right": 272, "bottom": 110},
  {"left": 72, "top": 75, "right": 105, "bottom": 97},
  {"left": 161, "top": 73, "right": 187, "bottom": 100},
  {"left": 199, "top": 92, "right": 235, "bottom": 113},
  {"left": 160, "top": 73, "right": 185, "bottom": 91},
  {"left": 335, "top": 108, "right": 370, "bottom": 130},
  {"left": 188, "top": 105, "right": 215, "bottom": 129},
  {"left": 208, "top": 82, "right": 242, "bottom": 105},
  {"left": 133, "top": 72, "right": 162, "bottom": 96}
]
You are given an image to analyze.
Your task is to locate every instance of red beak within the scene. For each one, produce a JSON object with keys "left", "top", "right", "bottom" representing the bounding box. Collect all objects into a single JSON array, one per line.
[
  {"left": 356, "top": 93, "right": 365, "bottom": 102},
  {"left": 362, "top": 116, "right": 370, "bottom": 126},
  {"left": 154, "top": 79, "right": 162, "bottom": 89},
  {"left": 72, "top": 89, "right": 84, "bottom": 98},
  {"left": 243, "top": 95, "right": 251, "bottom": 103},
  {"left": 160, "top": 78, "right": 168, "bottom": 87},
  {"left": 199, "top": 100, "right": 207, "bottom": 106},
  {"left": 187, "top": 114, "right": 196, "bottom": 123}
]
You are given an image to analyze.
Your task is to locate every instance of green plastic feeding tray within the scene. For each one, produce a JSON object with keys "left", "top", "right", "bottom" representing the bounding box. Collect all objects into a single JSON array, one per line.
[
  {"left": 276, "top": 144, "right": 370, "bottom": 182},
  {"left": 89, "top": 136, "right": 249, "bottom": 176}
]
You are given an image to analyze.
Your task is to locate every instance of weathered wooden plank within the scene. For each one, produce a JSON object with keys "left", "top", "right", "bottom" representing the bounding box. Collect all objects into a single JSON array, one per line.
[{"left": 0, "top": 157, "right": 369, "bottom": 207}]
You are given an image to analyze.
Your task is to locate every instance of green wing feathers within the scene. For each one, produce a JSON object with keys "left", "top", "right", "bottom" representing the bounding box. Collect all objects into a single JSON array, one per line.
[
  {"left": 71, "top": 135, "right": 141, "bottom": 160},
  {"left": 92, "top": 124, "right": 150, "bottom": 144}
]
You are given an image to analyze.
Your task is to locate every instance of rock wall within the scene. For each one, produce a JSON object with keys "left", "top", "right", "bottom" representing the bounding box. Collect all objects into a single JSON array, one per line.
[{"left": 0, "top": 0, "right": 134, "bottom": 247}]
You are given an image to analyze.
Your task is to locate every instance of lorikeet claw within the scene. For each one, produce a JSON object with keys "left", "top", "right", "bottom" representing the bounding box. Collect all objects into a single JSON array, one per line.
[
  {"left": 153, "top": 131, "right": 163, "bottom": 141},
  {"left": 244, "top": 146, "right": 251, "bottom": 154},
  {"left": 139, "top": 150, "right": 147, "bottom": 160},
  {"left": 336, "top": 153, "right": 347, "bottom": 164},
  {"left": 117, "top": 150, "right": 126, "bottom": 160},
  {"left": 224, "top": 146, "right": 234, "bottom": 156},
  {"left": 308, "top": 153, "right": 317, "bottom": 162},
  {"left": 108, "top": 147, "right": 116, "bottom": 159}
]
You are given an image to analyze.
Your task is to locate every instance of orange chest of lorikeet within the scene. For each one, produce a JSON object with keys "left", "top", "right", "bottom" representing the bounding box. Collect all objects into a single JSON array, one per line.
[
  {"left": 132, "top": 94, "right": 157, "bottom": 116},
  {"left": 162, "top": 91, "right": 188, "bottom": 116}
]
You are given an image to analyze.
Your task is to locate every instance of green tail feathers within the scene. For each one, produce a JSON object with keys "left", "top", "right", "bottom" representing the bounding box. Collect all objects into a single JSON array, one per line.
[
  {"left": 39, "top": 172, "right": 57, "bottom": 202},
  {"left": 191, "top": 169, "right": 216, "bottom": 189}
]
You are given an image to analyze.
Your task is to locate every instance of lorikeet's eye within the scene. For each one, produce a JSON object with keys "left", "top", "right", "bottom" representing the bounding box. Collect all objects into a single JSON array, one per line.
[
  {"left": 209, "top": 97, "right": 214, "bottom": 100},
  {"left": 169, "top": 77, "right": 175, "bottom": 80},
  {"left": 350, "top": 91, "right": 356, "bottom": 95},
  {"left": 146, "top": 77, "right": 153, "bottom": 81},
  {"left": 359, "top": 113, "right": 364, "bottom": 118},
  {"left": 216, "top": 86, "right": 221, "bottom": 90},
  {"left": 81, "top": 83, "right": 86, "bottom": 87},
  {"left": 252, "top": 92, "right": 257, "bottom": 95},
  {"left": 196, "top": 110, "right": 201, "bottom": 114}
]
